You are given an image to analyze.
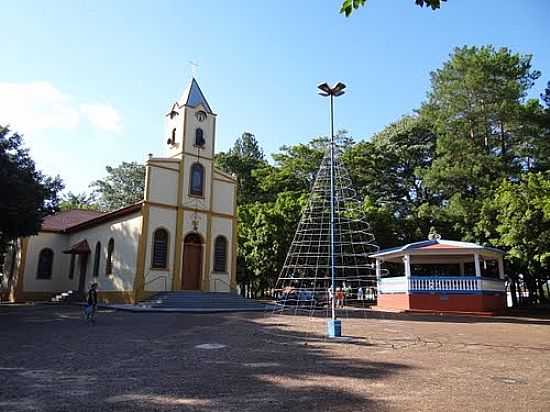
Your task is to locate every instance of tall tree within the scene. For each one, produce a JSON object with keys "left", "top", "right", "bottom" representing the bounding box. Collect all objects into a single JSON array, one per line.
[
  {"left": 59, "top": 192, "right": 99, "bottom": 211},
  {"left": 90, "top": 161, "right": 145, "bottom": 211},
  {"left": 420, "top": 45, "right": 541, "bottom": 239},
  {"left": 215, "top": 132, "right": 267, "bottom": 204},
  {"left": 343, "top": 116, "right": 438, "bottom": 246},
  {"left": 478, "top": 173, "right": 550, "bottom": 304},
  {"left": 0, "top": 125, "right": 63, "bottom": 258}
]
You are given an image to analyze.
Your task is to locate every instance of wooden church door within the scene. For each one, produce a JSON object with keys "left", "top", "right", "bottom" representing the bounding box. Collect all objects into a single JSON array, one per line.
[{"left": 182, "top": 233, "right": 203, "bottom": 290}]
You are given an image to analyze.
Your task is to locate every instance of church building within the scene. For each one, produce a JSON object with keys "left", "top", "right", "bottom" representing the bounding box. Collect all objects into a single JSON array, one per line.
[{"left": 2, "top": 78, "right": 238, "bottom": 303}]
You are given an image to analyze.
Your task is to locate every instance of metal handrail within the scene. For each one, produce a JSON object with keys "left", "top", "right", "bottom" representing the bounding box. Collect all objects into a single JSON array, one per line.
[
  {"left": 213, "top": 276, "right": 231, "bottom": 292},
  {"left": 144, "top": 273, "right": 168, "bottom": 291}
]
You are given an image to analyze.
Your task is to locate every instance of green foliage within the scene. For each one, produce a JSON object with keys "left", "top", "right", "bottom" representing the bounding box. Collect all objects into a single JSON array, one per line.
[
  {"left": 90, "top": 161, "right": 145, "bottom": 211},
  {"left": 215, "top": 132, "right": 267, "bottom": 204},
  {"left": 238, "top": 192, "right": 307, "bottom": 296},
  {"left": 59, "top": 192, "right": 99, "bottom": 211},
  {"left": 419, "top": 45, "right": 543, "bottom": 239},
  {"left": 340, "top": 0, "right": 446, "bottom": 17},
  {"left": 226, "top": 45, "right": 549, "bottom": 307},
  {"left": 0, "top": 125, "right": 64, "bottom": 250},
  {"left": 343, "top": 116, "right": 438, "bottom": 244},
  {"left": 478, "top": 173, "right": 550, "bottom": 301}
]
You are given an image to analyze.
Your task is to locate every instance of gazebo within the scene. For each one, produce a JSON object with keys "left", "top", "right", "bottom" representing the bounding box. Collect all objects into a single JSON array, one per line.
[{"left": 371, "top": 238, "right": 506, "bottom": 314}]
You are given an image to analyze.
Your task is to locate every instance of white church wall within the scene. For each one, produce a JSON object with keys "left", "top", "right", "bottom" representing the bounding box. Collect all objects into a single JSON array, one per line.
[
  {"left": 181, "top": 154, "right": 212, "bottom": 211},
  {"left": 23, "top": 232, "right": 71, "bottom": 292},
  {"left": 144, "top": 206, "right": 177, "bottom": 292},
  {"left": 146, "top": 162, "right": 179, "bottom": 206},
  {"left": 212, "top": 178, "right": 236, "bottom": 216},
  {"left": 68, "top": 213, "right": 142, "bottom": 293},
  {"left": 209, "top": 217, "right": 233, "bottom": 292},
  {"left": 166, "top": 108, "right": 185, "bottom": 158}
]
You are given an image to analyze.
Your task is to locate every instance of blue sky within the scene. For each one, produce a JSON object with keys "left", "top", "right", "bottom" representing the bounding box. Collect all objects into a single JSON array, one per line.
[{"left": 1, "top": 0, "right": 549, "bottom": 193}]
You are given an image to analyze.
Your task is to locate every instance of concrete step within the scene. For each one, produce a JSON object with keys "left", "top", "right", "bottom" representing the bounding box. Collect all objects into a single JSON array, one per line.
[{"left": 138, "top": 292, "right": 269, "bottom": 311}]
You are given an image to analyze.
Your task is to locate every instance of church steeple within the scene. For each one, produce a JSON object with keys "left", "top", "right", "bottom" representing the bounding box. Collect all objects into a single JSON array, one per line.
[
  {"left": 164, "top": 78, "right": 217, "bottom": 159},
  {"left": 178, "top": 78, "right": 213, "bottom": 114}
]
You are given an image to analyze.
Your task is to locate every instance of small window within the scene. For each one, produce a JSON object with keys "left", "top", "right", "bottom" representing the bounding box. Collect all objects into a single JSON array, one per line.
[
  {"left": 152, "top": 229, "right": 169, "bottom": 269},
  {"left": 171, "top": 128, "right": 176, "bottom": 144},
  {"left": 68, "top": 254, "right": 75, "bottom": 279},
  {"left": 106, "top": 238, "right": 114, "bottom": 276},
  {"left": 195, "top": 128, "right": 205, "bottom": 147},
  {"left": 214, "top": 236, "right": 227, "bottom": 273},
  {"left": 93, "top": 242, "right": 101, "bottom": 277},
  {"left": 190, "top": 163, "right": 204, "bottom": 196},
  {"left": 37, "top": 248, "right": 54, "bottom": 279}
]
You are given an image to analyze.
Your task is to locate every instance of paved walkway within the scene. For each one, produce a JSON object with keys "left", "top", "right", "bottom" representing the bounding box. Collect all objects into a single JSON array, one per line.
[{"left": 1, "top": 304, "right": 549, "bottom": 411}]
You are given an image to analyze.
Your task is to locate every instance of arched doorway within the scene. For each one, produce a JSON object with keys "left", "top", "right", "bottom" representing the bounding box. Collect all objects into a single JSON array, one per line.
[{"left": 182, "top": 233, "right": 203, "bottom": 290}]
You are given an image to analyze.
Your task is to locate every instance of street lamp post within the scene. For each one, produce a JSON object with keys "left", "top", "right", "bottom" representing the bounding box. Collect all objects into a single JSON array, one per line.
[{"left": 318, "top": 81, "right": 346, "bottom": 338}]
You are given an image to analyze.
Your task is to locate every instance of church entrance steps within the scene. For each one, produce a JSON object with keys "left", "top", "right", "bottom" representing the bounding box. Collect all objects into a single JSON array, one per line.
[{"left": 113, "top": 291, "right": 274, "bottom": 313}]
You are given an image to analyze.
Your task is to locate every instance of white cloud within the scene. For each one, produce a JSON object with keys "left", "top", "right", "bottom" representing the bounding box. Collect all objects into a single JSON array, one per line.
[
  {"left": 80, "top": 103, "right": 122, "bottom": 133},
  {"left": 0, "top": 81, "right": 122, "bottom": 134}
]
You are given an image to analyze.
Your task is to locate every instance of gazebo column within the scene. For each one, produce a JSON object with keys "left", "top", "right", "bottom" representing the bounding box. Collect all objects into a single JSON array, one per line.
[
  {"left": 498, "top": 256, "right": 505, "bottom": 280},
  {"left": 375, "top": 259, "right": 382, "bottom": 280},
  {"left": 474, "top": 253, "right": 481, "bottom": 277},
  {"left": 403, "top": 254, "right": 411, "bottom": 278}
]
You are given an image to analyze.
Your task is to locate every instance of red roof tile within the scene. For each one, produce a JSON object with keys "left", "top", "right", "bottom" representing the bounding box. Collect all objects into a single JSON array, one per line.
[{"left": 42, "top": 210, "right": 105, "bottom": 232}]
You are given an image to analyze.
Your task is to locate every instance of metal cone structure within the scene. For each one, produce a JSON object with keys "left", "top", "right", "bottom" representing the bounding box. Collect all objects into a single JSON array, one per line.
[{"left": 273, "top": 141, "right": 380, "bottom": 318}]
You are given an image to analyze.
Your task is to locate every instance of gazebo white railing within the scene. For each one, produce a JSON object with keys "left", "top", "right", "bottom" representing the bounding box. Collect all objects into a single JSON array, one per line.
[{"left": 378, "top": 275, "right": 505, "bottom": 294}]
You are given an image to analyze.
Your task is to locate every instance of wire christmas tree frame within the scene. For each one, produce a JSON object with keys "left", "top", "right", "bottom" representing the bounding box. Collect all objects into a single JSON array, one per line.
[{"left": 273, "top": 141, "right": 380, "bottom": 316}]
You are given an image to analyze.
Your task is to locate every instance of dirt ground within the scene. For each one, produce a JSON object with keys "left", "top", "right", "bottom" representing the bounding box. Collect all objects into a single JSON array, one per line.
[{"left": 0, "top": 305, "right": 549, "bottom": 412}]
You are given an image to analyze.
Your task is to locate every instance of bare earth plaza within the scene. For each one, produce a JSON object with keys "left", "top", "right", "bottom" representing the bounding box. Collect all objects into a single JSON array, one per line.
[
  {"left": 2, "top": 1, "right": 550, "bottom": 412},
  {"left": 1, "top": 305, "right": 550, "bottom": 411}
]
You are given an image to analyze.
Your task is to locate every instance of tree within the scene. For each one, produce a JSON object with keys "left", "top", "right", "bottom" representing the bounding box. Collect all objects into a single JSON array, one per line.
[
  {"left": 478, "top": 173, "right": 550, "bottom": 305},
  {"left": 90, "top": 161, "right": 145, "bottom": 211},
  {"left": 343, "top": 116, "right": 438, "bottom": 246},
  {"left": 340, "top": 0, "right": 446, "bottom": 17},
  {"left": 0, "top": 125, "right": 63, "bottom": 265},
  {"left": 59, "top": 192, "right": 99, "bottom": 211},
  {"left": 215, "top": 132, "right": 267, "bottom": 204},
  {"left": 238, "top": 192, "right": 307, "bottom": 297},
  {"left": 419, "top": 45, "right": 541, "bottom": 239}
]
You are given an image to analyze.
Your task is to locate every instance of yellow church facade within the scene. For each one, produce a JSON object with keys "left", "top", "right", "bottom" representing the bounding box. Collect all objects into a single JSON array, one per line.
[{"left": 2, "top": 79, "right": 238, "bottom": 304}]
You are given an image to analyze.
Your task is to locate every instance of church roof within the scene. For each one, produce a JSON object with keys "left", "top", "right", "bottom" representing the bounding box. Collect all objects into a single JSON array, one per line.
[
  {"left": 41, "top": 203, "right": 142, "bottom": 233},
  {"left": 179, "top": 78, "right": 213, "bottom": 113},
  {"left": 42, "top": 210, "right": 105, "bottom": 232}
]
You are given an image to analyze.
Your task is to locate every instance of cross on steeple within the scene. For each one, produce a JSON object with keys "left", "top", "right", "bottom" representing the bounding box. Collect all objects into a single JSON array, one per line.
[{"left": 189, "top": 61, "right": 199, "bottom": 78}]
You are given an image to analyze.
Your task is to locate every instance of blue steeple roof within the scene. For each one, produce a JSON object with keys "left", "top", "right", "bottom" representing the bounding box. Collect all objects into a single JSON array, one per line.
[{"left": 179, "top": 78, "right": 213, "bottom": 113}]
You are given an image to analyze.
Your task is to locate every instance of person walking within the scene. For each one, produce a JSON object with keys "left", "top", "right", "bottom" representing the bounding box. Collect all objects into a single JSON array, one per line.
[
  {"left": 336, "top": 287, "right": 345, "bottom": 309},
  {"left": 357, "top": 287, "right": 364, "bottom": 301},
  {"left": 85, "top": 282, "right": 98, "bottom": 324}
]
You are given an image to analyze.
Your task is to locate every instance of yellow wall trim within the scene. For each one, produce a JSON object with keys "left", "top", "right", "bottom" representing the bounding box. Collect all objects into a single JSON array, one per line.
[
  {"left": 146, "top": 200, "right": 236, "bottom": 220},
  {"left": 132, "top": 205, "right": 148, "bottom": 302}
]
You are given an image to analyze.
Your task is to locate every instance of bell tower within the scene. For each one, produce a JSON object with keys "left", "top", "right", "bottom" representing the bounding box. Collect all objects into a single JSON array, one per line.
[{"left": 165, "top": 78, "right": 216, "bottom": 160}]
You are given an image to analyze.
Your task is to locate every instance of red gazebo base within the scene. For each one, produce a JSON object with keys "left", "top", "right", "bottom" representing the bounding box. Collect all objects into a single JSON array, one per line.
[{"left": 377, "top": 292, "right": 506, "bottom": 314}]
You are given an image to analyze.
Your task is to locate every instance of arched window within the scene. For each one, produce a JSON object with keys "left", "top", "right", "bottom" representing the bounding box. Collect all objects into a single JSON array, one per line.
[
  {"left": 190, "top": 163, "right": 204, "bottom": 196},
  {"left": 171, "top": 128, "right": 176, "bottom": 144},
  {"left": 214, "top": 236, "right": 227, "bottom": 273},
  {"left": 195, "top": 128, "right": 205, "bottom": 147},
  {"left": 105, "top": 238, "right": 114, "bottom": 276},
  {"left": 152, "top": 228, "right": 169, "bottom": 269},
  {"left": 93, "top": 242, "right": 101, "bottom": 277},
  {"left": 37, "top": 248, "right": 54, "bottom": 279}
]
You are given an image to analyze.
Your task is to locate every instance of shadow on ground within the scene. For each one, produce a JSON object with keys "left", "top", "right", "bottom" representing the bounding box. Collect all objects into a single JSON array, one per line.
[{"left": 0, "top": 305, "right": 410, "bottom": 412}]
